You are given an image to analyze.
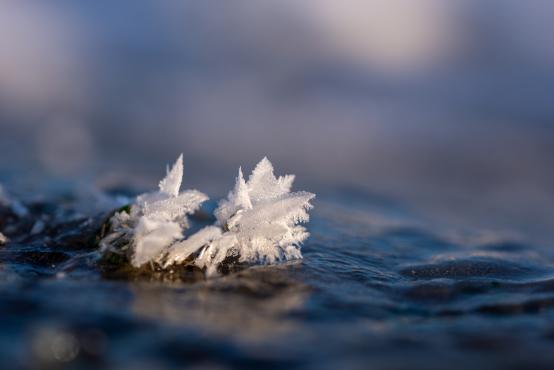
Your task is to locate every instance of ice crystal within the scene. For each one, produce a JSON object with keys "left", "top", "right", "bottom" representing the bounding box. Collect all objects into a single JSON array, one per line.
[
  {"left": 164, "top": 157, "right": 315, "bottom": 276},
  {"left": 100, "top": 155, "right": 208, "bottom": 267}
]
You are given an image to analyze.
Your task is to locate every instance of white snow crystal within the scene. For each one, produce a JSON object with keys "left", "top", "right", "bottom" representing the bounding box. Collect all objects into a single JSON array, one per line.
[
  {"left": 100, "top": 155, "right": 208, "bottom": 267},
  {"left": 163, "top": 157, "right": 315, "bottom": 276},
  {"left": 100, "top": 156, "right": 315, "bottom": 277}
]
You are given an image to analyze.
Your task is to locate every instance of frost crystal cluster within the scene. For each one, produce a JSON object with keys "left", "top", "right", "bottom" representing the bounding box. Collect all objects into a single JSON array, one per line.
[
  {"left": 100, "top": 156, "right": 315, "bottom": 276},
  {"left": 100, "top": 155, "right": 208, "bottom": 267},
  {"left": 164, "top": 157, "right": 315, "bottom": 276}
]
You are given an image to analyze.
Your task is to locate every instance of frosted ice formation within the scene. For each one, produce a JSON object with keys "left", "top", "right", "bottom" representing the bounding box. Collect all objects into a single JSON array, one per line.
[
  {"left": 100, "top": 156, "right": 315, "bottom": 277},
  {"left": 163, "top": 157, "right": 315, "bottom": 276},
  {"left": 100, "top": 155, "right": 208, "bottom": 267}
]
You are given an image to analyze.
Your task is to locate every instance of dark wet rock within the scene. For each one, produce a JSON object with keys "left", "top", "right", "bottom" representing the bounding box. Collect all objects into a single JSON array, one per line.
[
  {"left": 99, "top": 247, "right": 255, "bottom": 283},
  {"left": 100, "top": 254, "right": 206, "bottom": 283}
]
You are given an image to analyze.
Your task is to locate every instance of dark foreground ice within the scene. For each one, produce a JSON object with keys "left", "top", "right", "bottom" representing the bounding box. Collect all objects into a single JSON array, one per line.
[{"left": 1, "top": 188, "right": 554, "bottom": 370}]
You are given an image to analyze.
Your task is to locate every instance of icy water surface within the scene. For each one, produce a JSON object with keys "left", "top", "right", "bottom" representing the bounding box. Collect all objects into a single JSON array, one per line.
[{"left": 1, "top": 188, "right": 554, "bottom": 370}]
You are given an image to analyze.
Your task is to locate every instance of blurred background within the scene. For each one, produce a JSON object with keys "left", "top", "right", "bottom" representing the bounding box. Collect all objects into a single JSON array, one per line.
[{"left": 0, "top": 1, "right": 553, "bottom": 243}]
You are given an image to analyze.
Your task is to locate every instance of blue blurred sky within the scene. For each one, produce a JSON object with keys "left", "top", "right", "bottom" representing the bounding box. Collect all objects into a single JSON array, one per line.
[{"left": 0, "top": 1, "right": 553, "bottom": 242}]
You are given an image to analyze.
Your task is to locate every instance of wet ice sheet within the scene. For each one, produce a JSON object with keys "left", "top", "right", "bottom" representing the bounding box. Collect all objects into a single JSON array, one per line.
[{"left": 1, "top": 190, "right": 554, "bottom": 370}]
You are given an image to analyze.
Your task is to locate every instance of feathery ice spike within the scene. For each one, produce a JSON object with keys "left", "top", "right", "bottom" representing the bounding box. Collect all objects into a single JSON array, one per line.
[
  {"left": 163, "top": 157, "right": 315, "bottom": 276},
  {"left": 100, "top": 156, "right": 315, "bottom": 277},
  {"left": 100, "top": 154, "right": 208, "bottom": 267}
]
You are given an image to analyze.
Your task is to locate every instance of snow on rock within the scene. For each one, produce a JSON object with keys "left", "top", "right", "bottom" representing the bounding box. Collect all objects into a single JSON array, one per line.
[
  {"left": 163, "top": 157, "right": 315, "bottom": 276},
  {"left": 100, "top": 155, "right": 208, "bottom": 267}
]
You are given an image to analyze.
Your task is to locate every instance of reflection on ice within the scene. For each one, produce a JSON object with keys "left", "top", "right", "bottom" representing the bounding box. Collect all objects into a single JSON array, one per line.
[{"left": 131, "top": 265, "right": 310, "bottom": 342}]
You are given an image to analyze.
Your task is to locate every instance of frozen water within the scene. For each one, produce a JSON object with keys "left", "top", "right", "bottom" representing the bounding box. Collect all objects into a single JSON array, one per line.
[
  {"left": 100, "top": 155, "right": 208, "bottom": 267},
  {"left": 164, "top": 157, "right": 315, "bottom": 276}
]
